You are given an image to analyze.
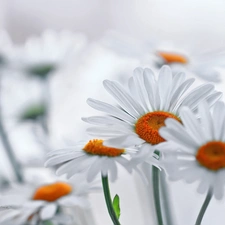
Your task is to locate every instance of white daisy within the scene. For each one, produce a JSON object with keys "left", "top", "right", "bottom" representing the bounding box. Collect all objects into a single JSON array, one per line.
[
  {"left": 155, "top": 46, "right": 225, "bottom": 82},
  {"left": 45, "top": 139, "right": 137, "bottom": 182},
  {"left": 13, "top": 30, "right": 87, "bottom": 78},
  {"left": 159, "top": 101, "right": 225, "bottom": 200},
  {"left": 0, "top": 176, "right": 98, "bottom": 225},
  {"left": 83, "top": 66, "right": 221, "bottom": 150}
]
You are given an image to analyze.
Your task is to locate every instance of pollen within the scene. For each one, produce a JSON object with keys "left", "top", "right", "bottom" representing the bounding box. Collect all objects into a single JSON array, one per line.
[
  {"left": 135, "top": 111, "right": 180, "bottom": 145},
  {"left": 158, "top": 51, "right": 188, "bottom": 64},
  {"left": 196, "top": 141, "right": 225, "bottom": 170},
  {"left": 83, "top": 139, "right": 125, "bottom": 157},
  {"left": 32, "top": 182, "right": 72, "bottom": 202}
]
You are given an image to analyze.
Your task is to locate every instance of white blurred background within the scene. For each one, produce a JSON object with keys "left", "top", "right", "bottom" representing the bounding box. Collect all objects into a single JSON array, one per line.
[{"left": 0, "top": 0, "right": 225, "bottom": 224}]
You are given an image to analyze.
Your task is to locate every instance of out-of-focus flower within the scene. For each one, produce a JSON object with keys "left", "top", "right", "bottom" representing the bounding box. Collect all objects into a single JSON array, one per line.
[
  {"left": 0, "top": 176, "right": 99, "bottom": 225},
  {"left": 155, "top": 45, "right": 225, "bottom": 82},
  {"left": 159, "top": 101, "right": 225, "bottom": 200},
  {"left": 100, "top": 31, "right": 225, "bottom": 82},
  {"left": 83, "top": 66, "right": 221, "bottom": 150},
  {"left": 13, "top": 30, "right": 87, "bottom": 78},
  {"left": 45, "top": 139, "right": 137, "bottom": 182}
]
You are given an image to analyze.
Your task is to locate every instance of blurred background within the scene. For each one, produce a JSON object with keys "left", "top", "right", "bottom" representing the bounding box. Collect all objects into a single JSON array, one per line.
[{"left": 0, "top": 0, "right": 225, "bottom": 224}]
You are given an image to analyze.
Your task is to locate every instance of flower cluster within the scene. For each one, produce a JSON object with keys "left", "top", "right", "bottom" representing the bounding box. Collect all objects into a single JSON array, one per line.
[
  {"left": 1, "top": 29, "right": 225, "bottom": 225},
  {"left": 45, "top": 65, "right": 224, "bottom": 224}
]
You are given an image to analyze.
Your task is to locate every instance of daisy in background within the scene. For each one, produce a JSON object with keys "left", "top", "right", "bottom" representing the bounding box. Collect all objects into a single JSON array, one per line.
[
  {"left": 12, "top": 30, "right": 87, "bottom": 78},
  {"left": 100, "top": 31, "right": 225, "bottom": 83},
  {"left": 155, "top": 44, "right": 225, "bottom": 82},
  {"left": 0, "top": 175, "right": 99, "bottom": 225},
  {"left": 83, "top": 65, "right": 222, "bottom": 151},
  {"left": 159, "top": 101, "right": 225, "bottom": 224}
]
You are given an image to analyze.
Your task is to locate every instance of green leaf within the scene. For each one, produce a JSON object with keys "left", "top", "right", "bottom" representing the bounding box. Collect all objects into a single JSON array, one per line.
[
  {"left": 112, "top": 194, "right": 120, "bottom": 219},
  {"left": 42, "top": 221, "right": 54, "bottom": 225},
  {"left": 21, "top": 103, "right": 46, "bottom": 121},
  {"left": 27, "top": 63, "right": 56, "bottom": 79}
]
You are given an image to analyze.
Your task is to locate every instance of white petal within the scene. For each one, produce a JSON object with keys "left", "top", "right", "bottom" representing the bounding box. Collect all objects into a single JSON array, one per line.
[
  {"left": 87, "top": 157, "right": 105, "bottom": 182},
  {"left": 58, "top": 196, "right": 89, "bottom": 208},
  {"left": 213, "top": 101, "right": 225, "bottom": 140},
  {"left": 170, "top": 78, "right": 195, "bottom": 112},
  {"left": 198, "top": 101, "right": 213, "bottom": 140},
  {"left": 107, "top": 160, "right": 118, "bottom": 182},
  {"left": 104, "top": 134, "right": 145, "bottom": 148},
  {"left": 87, "top": 126, "right": 132, "bottom": 137},
  {"left": 180, "top": 107, "right": 204, "bottom": 145},
  {"left": 82, "top": 116, "right": 132, "bottom": 127},
  {"left": 0, "top": 210, "right": 21, "bottom": 223},
  {"left": 158, "top": 65, "right": 172, "bottom": 110},
  {"left": 170, "top": 72, "right": 186, "bottom": 95},
  {"left": 40, "top": 203, "right": 57, "bottom": 220},
  {"left": 45, "top": 153, "right": 78, "bottom": 167},
  {"left": 87, "top": 98, "right": 135, "bottom": 123},
  {"left": 177, "top": 84, "right": 214, "bottom": 112},
  {"left": 132, "top": 67, "right": 149, "bottom": 112},
  {"left": 103, "top": 80, "right": 145, "bottom": 117},
  {"left": 56, "top": 155, "right": 88, "bottom": 176},
  {"left": 143, "top": 68, "right": 156, "bottom": 111},
  {"left": 206, "top": 91, "right": 222, "bottom": 108}
]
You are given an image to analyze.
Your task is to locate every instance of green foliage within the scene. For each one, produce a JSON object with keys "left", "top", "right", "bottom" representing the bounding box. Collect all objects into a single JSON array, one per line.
[
  {"left": 21, "top": 104, "right": 46, "bottom": 121},
  {"left": 42, "top": 221, "right": 54, "bottom": 225},
  {"left": 27, "top": 63, "right": 56, "bottom": 79},
  {"left": 112, "top": 194, "right": 121, "bottom": 219}
]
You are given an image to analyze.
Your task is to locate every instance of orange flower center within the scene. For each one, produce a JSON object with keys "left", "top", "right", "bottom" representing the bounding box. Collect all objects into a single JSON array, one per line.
[
  {"left": 32, "top": 182, "right": 72, "bottom": 202},
  {"left": 158, "top": 51, "right": 188, "bottom": 64},
  {"left": 83, "top": 139, "right": 125, "bottom": 157},
  {"left": 196, "top": 141, "right": 225, "bottom": 170},
  {"left": 135, "top": 111, "right": 180, "bottom": 145}
]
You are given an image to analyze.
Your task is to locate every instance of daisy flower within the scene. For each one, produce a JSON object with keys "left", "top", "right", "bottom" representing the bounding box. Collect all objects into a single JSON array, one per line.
[
  {"left": 45, "top": 139, "right": 137, "bottom": 182},
  {"left": 13, "top": 30, "right": 87, "bottom": 78},
  {"left": 155, "top": 46, "right": 225, "bottom": 82},
  {"left": 0, "top": 176, "right": 99, "bottom": 224},
  {"left": 83, "top": 66, "right": 221, "bottom": 150},
  {"left": 159, "top": 101, "right": 225, "bottom": 200}
]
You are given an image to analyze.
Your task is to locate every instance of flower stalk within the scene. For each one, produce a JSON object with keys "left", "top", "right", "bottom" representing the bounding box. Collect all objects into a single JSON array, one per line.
[
  {"left": 101, "top": 174, "right": 121, "bottom": 225},
  {"left": 0, "top": 73, "right": 23, "bottom": 183},
  {"left": 195, "top": 187, "right": 213, "bottom": 225},
  {"left": 152, "top": 165, "right": 164, "bottom": 225}
]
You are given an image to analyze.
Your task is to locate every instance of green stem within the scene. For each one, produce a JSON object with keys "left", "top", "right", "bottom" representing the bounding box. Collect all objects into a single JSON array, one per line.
[
  {"left": 195, "top": 187, "right": 213, "bottom": 225},
  {"left": 0, "top": 120, "right": 23, "bottom": 183},
  {"left": 152, "top": 165, "right": 163, "bottom": 225},
  {"left": 160, "top": 169, "right": 174, "bottom": 225},
  {"left": 101, "top": 174, "right": 121, "bottom": 225},
  {"left": 0, "top": 73, "right": 23, "bottom": 183}
]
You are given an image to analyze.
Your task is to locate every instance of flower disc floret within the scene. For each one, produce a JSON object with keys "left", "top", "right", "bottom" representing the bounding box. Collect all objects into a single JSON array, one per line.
[
  {"left": 83, "top": 139, "right": 125, "bottom": 157},
  {"left": 33, "top": 182, "right": 72, "bottom": 202},
  {"left": 158, "top": 51, "right": 188, "bottom": 64},
  {"left": 135, "top": 111, "right": 181, "bottom": 145},
  {"left": 196, "top": 141, "right": 225, "bottom": 171}
]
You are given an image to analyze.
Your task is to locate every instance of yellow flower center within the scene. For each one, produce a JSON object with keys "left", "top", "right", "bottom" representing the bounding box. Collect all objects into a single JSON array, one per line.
[
  {"left": 83, "top": 139, "right": 125, "bottom": 157},
  {"left": 158, "top": 51, "right": 188, "bottom": 64},
  {"left": 32, "top": 182, "right": 72, "bottom": 202},
  {"left": 196, "top": 141, "right": 225, "bottom": 170},
  {"left": 135, "top": 111, "right": 180, "bottom": 145}
]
